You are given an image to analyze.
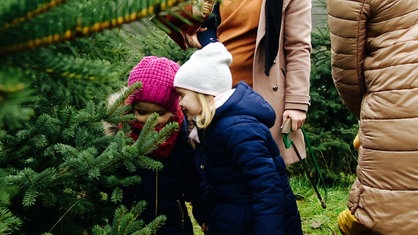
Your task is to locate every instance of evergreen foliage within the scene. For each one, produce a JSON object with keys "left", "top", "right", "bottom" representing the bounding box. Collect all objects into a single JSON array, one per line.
[
  {"left": 0, "top": 0, "right": 194, "bottom": 234},
  {"left": 0, "top": 0, "right": 194, "bottom": 128},
  {"left": 289, "top": 26, "right": 359, "bottom": 186},
  {"left": 92, "top": 203, "right": 167, "bottom": 235},
  {"left": 0, "top": 81, "right": 180, "bottom": 234}
]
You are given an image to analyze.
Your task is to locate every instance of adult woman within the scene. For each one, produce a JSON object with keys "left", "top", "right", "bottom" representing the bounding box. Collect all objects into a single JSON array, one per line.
[{"left": 186, "top": 0, "right": 312, "bottom": 164}]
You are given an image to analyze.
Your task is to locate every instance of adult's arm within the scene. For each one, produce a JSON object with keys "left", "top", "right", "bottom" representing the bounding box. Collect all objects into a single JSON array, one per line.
[
  {"left": 282, "top": 0, "right": 312, "bottom": 113},
  {"left": 327, "top": 0, "right": 367, "bottom": 118}
]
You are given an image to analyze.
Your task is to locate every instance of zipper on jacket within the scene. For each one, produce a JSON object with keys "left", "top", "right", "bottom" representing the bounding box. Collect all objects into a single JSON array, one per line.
[{"left": 176, "top": 200, "right": 185, "bottom": 229}]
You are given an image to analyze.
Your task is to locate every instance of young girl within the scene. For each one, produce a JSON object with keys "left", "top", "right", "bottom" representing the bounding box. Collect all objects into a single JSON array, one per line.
[
  {"left": 105, "top": 56, "right": 206, "bottom": 235},
  {"left": 173, "top": 42, "right": 303, "bottom": 235}
]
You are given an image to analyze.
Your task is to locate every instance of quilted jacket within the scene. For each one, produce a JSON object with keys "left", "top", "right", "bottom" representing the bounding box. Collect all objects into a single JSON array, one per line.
[
  {"left": 328, "top": 0, "right": 418, "bottom": 234},
  {"left": 195, "top": 82, "right": 302, "bottom": 235}
]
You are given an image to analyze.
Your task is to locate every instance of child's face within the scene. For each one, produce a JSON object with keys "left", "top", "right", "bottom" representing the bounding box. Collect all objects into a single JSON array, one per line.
[
  {"left": 176, "top": 88, "right": 202, "bottom": 120},
  {"left": 133, "top": 102, "right": 172, "bottom": 128}
]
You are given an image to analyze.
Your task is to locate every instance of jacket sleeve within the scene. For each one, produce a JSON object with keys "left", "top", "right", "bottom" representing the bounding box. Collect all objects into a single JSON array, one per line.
[
  {"left": 224, "top": 122, "right": 288, "bottom": 235},
  {"left": 328, "top": 0, "right": 368, "bottom": 118},
  {"left": 283, "top": 0, "right": 312, "bottom": 111}
]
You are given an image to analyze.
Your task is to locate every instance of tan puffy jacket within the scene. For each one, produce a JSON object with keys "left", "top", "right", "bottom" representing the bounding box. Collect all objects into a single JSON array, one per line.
[{"left": 328, "top": 0, "right": 418, "bottom": 234}]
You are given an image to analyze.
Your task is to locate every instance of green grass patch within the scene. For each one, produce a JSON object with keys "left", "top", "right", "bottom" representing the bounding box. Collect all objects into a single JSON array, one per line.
[{"left": 290, "top": 175, "right": 352, "bottom": 234}]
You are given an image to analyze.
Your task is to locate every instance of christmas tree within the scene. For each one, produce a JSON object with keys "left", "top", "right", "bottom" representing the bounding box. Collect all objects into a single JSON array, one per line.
[{"left": 0, "top": 0, "right": 197, "bottom": 234}]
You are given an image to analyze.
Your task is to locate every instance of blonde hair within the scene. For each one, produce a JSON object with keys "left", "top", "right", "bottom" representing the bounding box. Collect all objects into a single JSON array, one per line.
[{"left": 193, "top": 92, "right": 216, "bottom": 129}]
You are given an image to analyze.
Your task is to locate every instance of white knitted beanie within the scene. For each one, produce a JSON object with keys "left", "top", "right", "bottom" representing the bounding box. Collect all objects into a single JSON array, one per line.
[{"left": 174, "top": 42, "right": 233, "bottom": 96}]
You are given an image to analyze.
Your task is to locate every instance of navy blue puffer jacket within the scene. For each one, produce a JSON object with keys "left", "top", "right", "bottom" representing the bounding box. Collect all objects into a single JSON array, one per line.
[{"left": 196, "top": 82, "right": 302, "bottom": 235}]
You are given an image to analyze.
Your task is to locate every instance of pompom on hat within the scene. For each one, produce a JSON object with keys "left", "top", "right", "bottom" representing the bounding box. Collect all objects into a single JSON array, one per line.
[
  {"left": 174, "top": 42, "right": 233, "bottom": 96},
  {"left": 126, "top": 56, "right": 180, "bottom": 112}
]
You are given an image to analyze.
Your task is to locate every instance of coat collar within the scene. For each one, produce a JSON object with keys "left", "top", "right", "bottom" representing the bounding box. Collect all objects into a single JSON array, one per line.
[{"left": 256, "top": 0, "right": 289, "bottom": 42}]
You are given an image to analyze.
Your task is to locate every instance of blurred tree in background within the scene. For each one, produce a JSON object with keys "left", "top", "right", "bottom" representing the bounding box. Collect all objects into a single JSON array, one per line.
[{"left": 289, "top": 25, "right": 358, "bottom": 187}]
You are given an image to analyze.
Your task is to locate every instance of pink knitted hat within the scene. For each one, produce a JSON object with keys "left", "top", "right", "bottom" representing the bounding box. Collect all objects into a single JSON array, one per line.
[{"left": 127, "top": 56, "right": 180, "bottom": 112}]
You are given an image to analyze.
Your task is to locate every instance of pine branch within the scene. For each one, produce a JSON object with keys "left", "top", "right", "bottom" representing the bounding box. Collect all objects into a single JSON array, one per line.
[
  {"left": 105, "top": 84, "right": 140, "bottom": 116},
  {"left": 91, "top": 201, "right": 165, "bottom": 235},
  {"left": 0, "top": 208, "right": 22, "bottom": 234},
  {"left": 133, "top": 113, "right": 178, "bottom": 156},
  {"left": 1, "top": 0, "right": 66, "bottom": 30},
  {"left": 132, "top": 215, "right": 167, "bottom": 235},
  {"left": 0, "top": 65, "right": 36, "bottom": 130},
  {"left": 0, "top": 169, "right": 22, "bottom": 234},
  {"left": 0, "top": 0, "right": 189, "bottom": 55},
  {"left": 17, "top": 47, "right": 120, "bottom": 81}
]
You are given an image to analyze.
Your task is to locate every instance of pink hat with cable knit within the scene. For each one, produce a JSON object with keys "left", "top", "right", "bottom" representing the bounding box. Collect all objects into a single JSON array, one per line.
[{"left": 126, "top": 56, "right": 180, "bottom": 112}]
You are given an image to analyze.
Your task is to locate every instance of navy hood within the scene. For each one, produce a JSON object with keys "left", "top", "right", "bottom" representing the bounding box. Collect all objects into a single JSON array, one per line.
[{"left": 214, "top": 82, "right": 276, "bottom": 128}]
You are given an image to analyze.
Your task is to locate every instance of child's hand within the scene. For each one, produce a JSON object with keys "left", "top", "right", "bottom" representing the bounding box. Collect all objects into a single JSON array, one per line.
[
  {"left": 201, "top": 222, "right": 209, "bottom": 232},
  {"left": 185, "top": 32, "right": 203, "bottom": 49}
]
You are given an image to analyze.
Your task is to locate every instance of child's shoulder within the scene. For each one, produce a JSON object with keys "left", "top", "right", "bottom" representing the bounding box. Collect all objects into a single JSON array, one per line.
[{"left": 215, "top": 115, "right": 268, "bottom": 136}]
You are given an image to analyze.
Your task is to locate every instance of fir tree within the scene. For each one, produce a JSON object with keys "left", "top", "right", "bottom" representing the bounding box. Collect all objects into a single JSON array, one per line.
[{"left": 0, "top": 0, "right": 196, "bottom": 234}]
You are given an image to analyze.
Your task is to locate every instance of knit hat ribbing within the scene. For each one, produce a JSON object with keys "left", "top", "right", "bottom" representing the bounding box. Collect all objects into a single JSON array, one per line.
[
  {"left": 174, "top": 42, "right": 233, "bottom": 96},
  {"left": 127, "top": 56, "right": 180, "bottom": 112}
]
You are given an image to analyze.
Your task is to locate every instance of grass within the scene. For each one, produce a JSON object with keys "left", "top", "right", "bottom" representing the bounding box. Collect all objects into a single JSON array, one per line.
[
  {"left": 290, "top": 176, "right": 352, "bottom": 234},
  {"left": 187, "top": 175, "right": 353, "bottom": 235}
]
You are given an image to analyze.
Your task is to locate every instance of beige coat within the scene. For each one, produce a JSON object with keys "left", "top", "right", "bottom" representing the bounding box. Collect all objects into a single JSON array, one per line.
[
  {"left": 328, "top": 0, "right": 418, "bottom": 233},
  {"left": 253, "top": 0, "right": 312, "bottom": 164}
]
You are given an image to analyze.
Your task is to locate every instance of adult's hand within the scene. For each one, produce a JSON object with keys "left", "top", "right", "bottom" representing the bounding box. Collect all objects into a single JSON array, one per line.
[{"left": 282, "top": 110, "right": 306, "bottom": 131}]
